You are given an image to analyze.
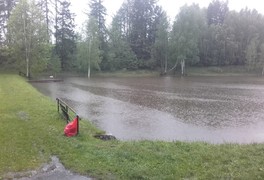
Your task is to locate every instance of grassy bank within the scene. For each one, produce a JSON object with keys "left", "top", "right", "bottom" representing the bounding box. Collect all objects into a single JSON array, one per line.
[
  {"left": 92, "top": 66, "right": 259, "bottom": 78},
  {"left": 187, "top": 66, "right": 259, "bottom": 76},
  {"left": 1, "top": 74, "right": 264, "bottom": 179},
  {"left": 93, "top": 69, "right": 160, "bottom": 78}
]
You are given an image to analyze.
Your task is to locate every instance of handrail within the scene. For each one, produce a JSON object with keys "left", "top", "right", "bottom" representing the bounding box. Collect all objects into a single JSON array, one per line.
[
  {"left": 56, "top": 98, "right": 79, "bottom": 135},
  {"left": 56, "top": 98, "right": 76, "bottom": 115}
]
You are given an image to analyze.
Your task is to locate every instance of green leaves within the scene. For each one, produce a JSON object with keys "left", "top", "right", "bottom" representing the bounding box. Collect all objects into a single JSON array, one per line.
[
  {"left": 55, "top": 0, "right": 76, "bottom": 71},
  {"left": 7, "top": 0, "right": 50, "bottom": 75},
  {"left": 170, "top": 4, "right": 205, "bottom": 66}
]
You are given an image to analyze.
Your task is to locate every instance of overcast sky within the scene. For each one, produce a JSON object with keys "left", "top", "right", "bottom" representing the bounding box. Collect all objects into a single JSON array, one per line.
[{"left": 71, "top": 0, "right": 264, "bottom": 29}]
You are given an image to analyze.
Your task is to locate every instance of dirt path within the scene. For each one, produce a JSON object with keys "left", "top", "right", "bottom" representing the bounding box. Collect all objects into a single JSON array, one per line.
[{"left": 3, "top": 156, "right": 92, "bottom": 180}]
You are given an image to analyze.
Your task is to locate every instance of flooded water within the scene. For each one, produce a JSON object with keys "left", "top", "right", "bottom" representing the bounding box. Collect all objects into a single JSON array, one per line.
[{"left": 31, "top": 76, "right": 264, "bottom": 143}]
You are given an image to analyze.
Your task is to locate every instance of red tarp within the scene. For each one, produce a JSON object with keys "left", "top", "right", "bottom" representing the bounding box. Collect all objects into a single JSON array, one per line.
[{"left": 64, "top": 117, "right": 78, "bottom": 137}]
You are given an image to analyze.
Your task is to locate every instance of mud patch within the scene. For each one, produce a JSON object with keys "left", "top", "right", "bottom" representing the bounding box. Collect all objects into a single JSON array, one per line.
[{"left": 2, "top": 156, "right": 92, "bottom": 180}]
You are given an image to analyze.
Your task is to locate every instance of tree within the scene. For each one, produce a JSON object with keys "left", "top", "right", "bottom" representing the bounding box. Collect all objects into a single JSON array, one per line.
[
  {"left": 259, "top": 43, "right": 264, "bottom": 75},
  {"left": 207, "top": 0, "right": 229, "bottom": 25},
  {"left": 129, "top": 0, "right": 157, "bottom": 63},
  {"left": 152, "top": 9, "right": 169, "bottom": 74},
  {"left": 86, "top": 17, "right": 101, "bottom": 77},
  {"left": 108, "top": 14, "right": 137, "bottom": 71},
  {"left": 7, "top": 0, "right": 50, "bottom": 77},
  {"left": 170, "top": 4, "right": 206, "bottom": 75},
  {"left": 246, "top": 35, "right": 259, "bottom": 70},
  {"left": 112, "top": 0, "right": 160, "bottom": 69},
  {"left": 76, "top": 17, "right": 101, "bottom": 78},
  {"left": 36, "top": 0, "right": 53, "bottom": 42},
  {"left": 0, "top": 0, "right": 18, "bottom": 43},
  {"left": 55, "top": 0, "right": 76, "bottom": 70},
  {"left": 89, "top": 0, "right": 108, "bottom": 70}
]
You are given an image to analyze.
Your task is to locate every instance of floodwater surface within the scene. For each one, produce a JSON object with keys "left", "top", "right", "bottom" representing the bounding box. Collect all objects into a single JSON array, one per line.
[{"left": 31, "top": 76, "right": 264, "bottom": 143}]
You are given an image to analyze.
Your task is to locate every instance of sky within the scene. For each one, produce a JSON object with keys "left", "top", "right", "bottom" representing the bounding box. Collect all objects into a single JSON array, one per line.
[{"left": 70, "top": 0, "right": 264, "bottom": 29}]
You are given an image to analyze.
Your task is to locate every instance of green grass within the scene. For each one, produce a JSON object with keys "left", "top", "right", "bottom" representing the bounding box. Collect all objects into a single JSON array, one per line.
[
  {"left": 1, "top": 74, "right": 264, "bottom": 179},
  {"left": 187, "top": 66, "right": 259, "bottom": 76},
  {"left": 93, "top": 69, "right": 160, "bottom": 78}
]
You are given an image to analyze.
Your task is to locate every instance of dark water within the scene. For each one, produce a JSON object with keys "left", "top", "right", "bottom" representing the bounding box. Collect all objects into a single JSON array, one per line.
[{"left": 31, "top": 76, "right": 264, "bottom": 143}]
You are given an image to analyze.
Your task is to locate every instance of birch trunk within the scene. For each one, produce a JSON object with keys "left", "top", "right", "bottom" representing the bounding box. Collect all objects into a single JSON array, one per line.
[
  {"left": 88, "top": 39, "right": 91, "bottom": 79},
  {"left": 23, "top": 9, "right": 29, "bottom": 78},
  {"left": 181, "top": 59, "right": 185, "bottom": 76}
]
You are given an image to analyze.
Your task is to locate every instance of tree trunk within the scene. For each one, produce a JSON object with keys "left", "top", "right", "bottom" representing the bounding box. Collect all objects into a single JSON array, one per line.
[
  {"left": 181, "top": 59, "right": 185, "bottom": 76},
  {"left": 45, "top": 0, "right": 49, "bottom": 42},
  {"left": 23, "top": 8, "right": 29, "bottom": 78},
  {"left": 164, "top": 54, "right": 168, "bottom": 74},
  {"left": 167, "top": 60, "right": 178, "bottom": 73},
  {"left": 88, "top": 39, "right": 91, "bottom": 79}
]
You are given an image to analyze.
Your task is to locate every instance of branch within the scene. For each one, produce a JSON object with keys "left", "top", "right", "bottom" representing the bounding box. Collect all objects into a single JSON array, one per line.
[{"left": 167, "top": 60, "right": 179, "bottom": 73}]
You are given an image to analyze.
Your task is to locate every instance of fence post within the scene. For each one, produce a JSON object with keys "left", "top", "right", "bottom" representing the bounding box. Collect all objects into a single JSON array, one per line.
[
  {"left": 66, "top": 106, "right": 69, "bottom": 122},
  {"left": 56, "top": 98, "right": 80, "bottom": 135},
  {"left": 56, "top": 98, "right": 60, "bottom": 112},
  {"left": 76, "top": 115, "right": 79, "bottom": 135}
]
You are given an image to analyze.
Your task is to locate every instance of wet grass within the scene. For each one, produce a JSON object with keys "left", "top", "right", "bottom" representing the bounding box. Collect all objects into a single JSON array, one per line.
[
  {"left": 1, "top": 74, "right": 264, "bottom": 179},
  {"left": 187, "top": 66, "right": 259, "bottom": 76},
  {"left": 93, "top": 69, "right": 160, "bottom": 78}
]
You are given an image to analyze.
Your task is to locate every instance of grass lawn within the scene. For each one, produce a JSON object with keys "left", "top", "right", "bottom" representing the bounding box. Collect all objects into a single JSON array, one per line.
[{"left": 0, "top": 74, "right": 264, "bottom": 179}]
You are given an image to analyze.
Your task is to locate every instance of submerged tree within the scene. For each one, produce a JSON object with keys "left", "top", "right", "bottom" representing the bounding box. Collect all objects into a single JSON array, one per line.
[
  {"left": 76, "top": 17, "right": 101, "bottom": 78},
  {"left": 170, "top": 4, "right": 206, "bottom": 75}
]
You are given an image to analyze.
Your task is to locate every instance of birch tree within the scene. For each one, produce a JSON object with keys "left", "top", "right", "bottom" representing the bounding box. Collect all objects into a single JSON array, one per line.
[
  {"left": 170, "top": 4, "right": 206, "bottom": 75},
  {"left": 7, "top": 0, "right": 49, "bottom": 77}
]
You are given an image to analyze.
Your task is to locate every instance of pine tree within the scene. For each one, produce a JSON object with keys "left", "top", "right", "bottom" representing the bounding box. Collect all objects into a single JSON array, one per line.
[
  {"left": 36, "top": 0, "right": 53, "bottom": 42},
  {"left": 152, "top": 8, "right": 169, "bottom": 74},
  {"left": 0, "top": 0, "right": 18, "bottom": 43},
  {"left": 108, "top": 14, "right": 137, "bottom": 70},
  {"left": 55, "top": 0, "right": 76, "bottom": 70},
  {"left": 89, "top": 0, "right": 108, "bottom": 70}
]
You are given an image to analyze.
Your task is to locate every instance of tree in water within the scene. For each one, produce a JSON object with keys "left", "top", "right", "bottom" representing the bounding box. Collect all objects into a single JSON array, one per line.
[
  {"left": 170, "top": 4, "right": 206, "bottom": 75},
  {"left": 76, "top": 17, "right": 101, "bottom": 78},
  {"left": 89, "top": 0, "right": 108, "bottom": 70}
]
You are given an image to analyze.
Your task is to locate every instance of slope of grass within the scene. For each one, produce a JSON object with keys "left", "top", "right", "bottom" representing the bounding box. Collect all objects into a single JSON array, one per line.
[{"left": 0, "top": 74, "right": 264, "bottom": 179}]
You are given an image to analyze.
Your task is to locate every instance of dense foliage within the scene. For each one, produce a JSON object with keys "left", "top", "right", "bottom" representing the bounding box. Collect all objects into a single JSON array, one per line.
[{"left": 1, "top": 0, "right": 264, "bottom": 75}]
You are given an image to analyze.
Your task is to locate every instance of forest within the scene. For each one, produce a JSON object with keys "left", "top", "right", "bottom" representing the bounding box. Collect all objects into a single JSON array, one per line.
[{"left": 1, "top": 0, "right": 264, "bottom": 77}]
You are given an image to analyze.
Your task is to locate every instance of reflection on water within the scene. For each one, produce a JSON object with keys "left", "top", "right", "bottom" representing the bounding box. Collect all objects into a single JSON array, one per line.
[{"left": 31, "top": 76, "right": 264, "bottom": 143}]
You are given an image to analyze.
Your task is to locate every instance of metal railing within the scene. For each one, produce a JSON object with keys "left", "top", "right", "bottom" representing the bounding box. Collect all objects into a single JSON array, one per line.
[{"left": 56, "top": 98, "right": 79, "bottom": 135}]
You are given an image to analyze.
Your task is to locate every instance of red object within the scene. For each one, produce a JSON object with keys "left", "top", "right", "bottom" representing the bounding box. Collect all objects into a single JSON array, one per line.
[{"left": 64, "top": 117, "right": 78, "bottom": 137}]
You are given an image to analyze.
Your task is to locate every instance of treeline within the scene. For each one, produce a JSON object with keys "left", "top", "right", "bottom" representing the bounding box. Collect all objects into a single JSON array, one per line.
[{"left": 1, "top": 0, "right": 264, "bottom": 76}]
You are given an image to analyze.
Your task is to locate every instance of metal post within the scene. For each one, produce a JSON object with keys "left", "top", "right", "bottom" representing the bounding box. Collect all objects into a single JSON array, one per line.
[
  {"left": 66, "top": 106, "right": 69, "bottom": 123},
  {"left": 76, "top": 115, "right": 79, "bottom": 135},
  {"left": 56, "top": 98, "right": 60, "bottom": 112}
]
